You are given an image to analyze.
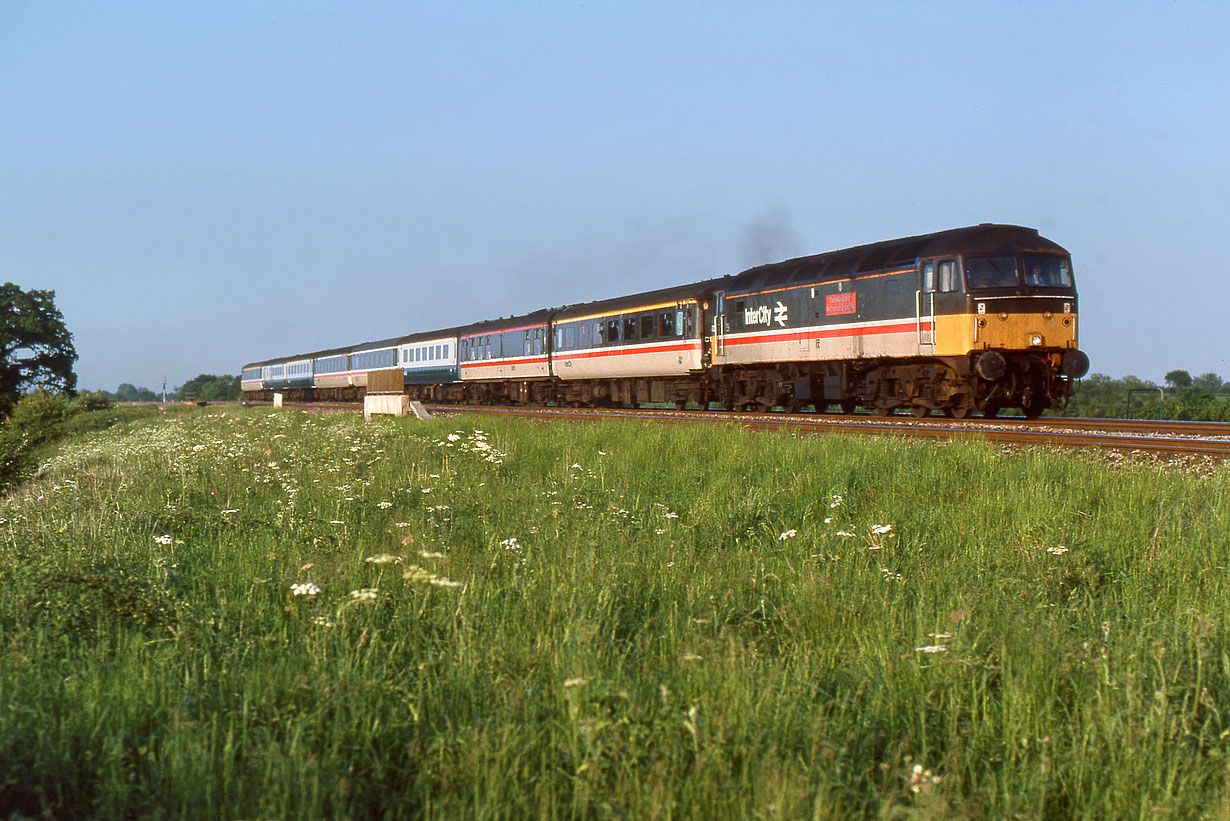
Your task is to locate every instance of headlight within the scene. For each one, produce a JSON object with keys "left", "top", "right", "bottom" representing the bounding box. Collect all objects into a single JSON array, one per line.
[{"left": 1029, "top": 333, "right": 1044, "bottom": 346}]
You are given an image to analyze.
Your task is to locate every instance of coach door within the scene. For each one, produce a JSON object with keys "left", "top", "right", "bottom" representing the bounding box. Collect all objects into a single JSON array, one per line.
[{"left": 917, "top": 262, "right": 937, "bottom": 354}]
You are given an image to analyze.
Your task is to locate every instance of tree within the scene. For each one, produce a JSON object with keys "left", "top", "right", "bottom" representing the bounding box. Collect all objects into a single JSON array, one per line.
[
  {"left": 0, "top": 283, "right": 77, "bottom": 416},
  {"left": 176, "top": 374, "right": 242, "bottom": 402},
  {"left": 1194, "top": 372, "right": 1225, "bottom": 393},
  {"left": 1165, "top": 370, "right": 1192, "bottom": 388}
]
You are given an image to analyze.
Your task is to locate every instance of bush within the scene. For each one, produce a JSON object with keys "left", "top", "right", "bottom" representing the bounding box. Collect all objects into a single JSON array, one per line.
[
  {"left": 74, "top": 391, "right": 114, "bottom": 411},
  {"left": 0, "top": 391, "right": 77, "bottom": 489}
]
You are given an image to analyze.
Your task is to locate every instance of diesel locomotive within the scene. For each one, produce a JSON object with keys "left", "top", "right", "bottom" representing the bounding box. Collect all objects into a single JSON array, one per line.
[{"left": 242, "top": 223, "right": 1089, "bottom": 418}]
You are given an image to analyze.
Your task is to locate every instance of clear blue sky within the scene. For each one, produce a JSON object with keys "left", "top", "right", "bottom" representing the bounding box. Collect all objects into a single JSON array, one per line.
[{"left": 3, "top": 1, "right": 1228, "bottom": 391}]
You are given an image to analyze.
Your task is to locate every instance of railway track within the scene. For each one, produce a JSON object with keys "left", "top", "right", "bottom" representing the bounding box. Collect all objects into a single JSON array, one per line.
[{"left": 254, "top": 401, "right": 1230, "bottom": 459}]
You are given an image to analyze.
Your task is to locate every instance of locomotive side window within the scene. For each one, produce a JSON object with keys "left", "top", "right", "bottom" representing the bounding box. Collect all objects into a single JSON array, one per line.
[
  {"left": 939, "top": 261, "right": 956, "bottom": 292},
  {"left": 922, "top": 262, "right": 936, "bottom": 292}
]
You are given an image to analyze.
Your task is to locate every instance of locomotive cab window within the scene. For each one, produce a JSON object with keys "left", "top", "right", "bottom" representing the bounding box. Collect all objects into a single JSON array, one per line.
[
  {"left": 1022, "top": 255, "right": 1074, "bottom": 288},
  {"left": 964, "top": 256, "right": 1019, "bottom": 289}
]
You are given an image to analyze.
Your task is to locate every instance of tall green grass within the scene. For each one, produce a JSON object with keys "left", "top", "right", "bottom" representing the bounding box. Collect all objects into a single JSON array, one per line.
[{"left": 0, "top": 408, "right": 1227, "bottom": 818}]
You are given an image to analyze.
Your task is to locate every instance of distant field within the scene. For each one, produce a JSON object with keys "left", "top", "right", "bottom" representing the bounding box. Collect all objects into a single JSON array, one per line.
[{"left": 1, "top": 408, "right": 1227, "bottom": 818}]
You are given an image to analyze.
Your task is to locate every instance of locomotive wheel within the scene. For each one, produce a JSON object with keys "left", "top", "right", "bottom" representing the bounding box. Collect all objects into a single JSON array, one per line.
[
  {"left": 841, "top": 398, "right": 857, "bottom": 415},
  {"left": 911, "top": 405, "right": 930, "bottom": 418},
  {"left": 943, "top": 405, "right": 972, "bottom": 420},
  {"left": 982, "top": 402, "right": 1001, "bottom": 419},
  {"left": 878, "top": 406, "right": 896, "bottom": 417},
  {"left": 1022, "top": 400, "right": 1047, "bottom": 420}
]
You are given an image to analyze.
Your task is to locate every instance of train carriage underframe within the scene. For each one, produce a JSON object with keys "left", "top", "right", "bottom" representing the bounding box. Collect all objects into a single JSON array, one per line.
[{"left": 253, "top": 352, "right": 1074, "bottom": 419}]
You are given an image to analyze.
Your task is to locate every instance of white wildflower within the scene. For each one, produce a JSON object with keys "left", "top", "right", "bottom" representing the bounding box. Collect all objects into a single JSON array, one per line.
[
  {"left": 154, "top": 534, "right": 174, "bottom": 545},
  {"left": 291, "top": 582, "right": 320, "bottom": 596},
  {"left": 914, "top": 645, "right": 948, "bottom": 654},
  {"left": 829, "top": 495, "right": 843, "bottom": 508},
  {"left": 680, "top": 653, "right": 704, "bottom": 662},
  {"left": 906, "top": 763, "right": 942, "bottom": 794},
  {"left": 377, "top": 501, "right": 392, "bottom": 509},
  {"left": 447, "top": 433, "right": 461, "bottom": 442},
  {"left": 221, "top": 508, "right": 239, "bottom": 515},
  {"left": 835, "top": 530, "right": 855, "bottom": 538},
  {"left": 500, "top": 537, "right": 520, "bottom": 548},
  {"left": 419, "top": 550, "right": 447, "bottom": 559},
  {"left": 564, "top": 677, "right": 586, "bottom": 688},
  {"left": 348, "top": 588, "right": 379, "bottom": 602},
  {"left": 1047, "top": 545, "right": 1069, "bottom": 555},
  {"left": 364, "top": 554, "right": 402, "bottom": 565},
  {"left": 871, "top": 524, "right": 893, "bottom": 535},
  {"left": 311, "top": 616, "right": 335, "bottom": 627}
]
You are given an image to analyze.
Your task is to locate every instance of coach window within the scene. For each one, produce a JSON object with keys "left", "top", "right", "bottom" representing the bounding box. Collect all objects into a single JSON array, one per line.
[
  {"left": 595, "top": 322, "right": 605, "bottom": 345},
  {"left": 565, "top": 326, "right": 577, "bottom": 349},
  {"left": 659, "top": 311, "right": 675, "bottom": 337},
  {"left": 640, "top": 314, "right": 655, "bottom": 340},
  {"left": 623, "top": 316, "right": 638, "bottom": 341},
  {"left": 580, "top": 324, "right": 591, "bottom": 347}
]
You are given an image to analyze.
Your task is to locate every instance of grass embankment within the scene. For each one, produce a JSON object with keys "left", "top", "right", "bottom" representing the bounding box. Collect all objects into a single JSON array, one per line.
[{"left": 0, "top": 408, "right": 1227, "bottom": 818}]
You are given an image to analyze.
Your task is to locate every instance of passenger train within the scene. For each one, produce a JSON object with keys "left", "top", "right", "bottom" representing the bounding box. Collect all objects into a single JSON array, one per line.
[{"left": 242, "top": 224, "right": 1089, "bottom": 418}]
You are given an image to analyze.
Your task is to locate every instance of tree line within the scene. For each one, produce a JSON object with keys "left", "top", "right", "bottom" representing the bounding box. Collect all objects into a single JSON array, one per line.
[
  {"left": 1061, "top": 370, "right": 1230, "bottom": 420},
  {"left": 99, "top": 374, "right": 243, "bottom": 404}
]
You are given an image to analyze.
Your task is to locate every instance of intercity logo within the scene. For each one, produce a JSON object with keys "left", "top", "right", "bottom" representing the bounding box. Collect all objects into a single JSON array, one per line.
[{"left": 744, "top": 301, "right": 788, "bottom": 328}]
